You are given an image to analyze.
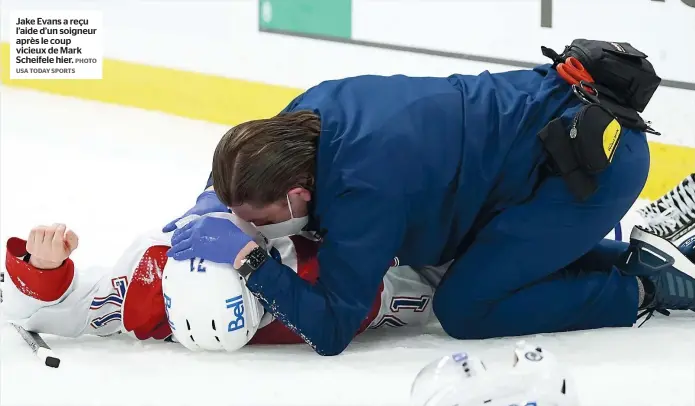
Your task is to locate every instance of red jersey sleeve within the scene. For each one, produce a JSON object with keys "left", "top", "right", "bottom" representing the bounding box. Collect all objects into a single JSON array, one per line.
[{"left": 5, "top": 237, "right": 75, "bottom": 302}]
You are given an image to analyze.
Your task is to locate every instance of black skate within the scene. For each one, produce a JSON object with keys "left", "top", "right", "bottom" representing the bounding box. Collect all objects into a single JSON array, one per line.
[
  {"left": 616, "top": 226, "right": 695, "bottom": 325},
  {"left": 637, "top": 173, "right": 695, "bottom": 248}
]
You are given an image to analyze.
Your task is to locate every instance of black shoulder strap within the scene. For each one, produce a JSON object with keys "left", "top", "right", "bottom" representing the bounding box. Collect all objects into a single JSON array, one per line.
[{"left": 541, "top": 46, "right": 567, "bottom": 67}]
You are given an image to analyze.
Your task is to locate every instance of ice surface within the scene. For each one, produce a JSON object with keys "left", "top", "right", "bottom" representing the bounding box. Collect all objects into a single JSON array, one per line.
[{"left": 1, "top": 87, "right": 694, "bottom": 406}]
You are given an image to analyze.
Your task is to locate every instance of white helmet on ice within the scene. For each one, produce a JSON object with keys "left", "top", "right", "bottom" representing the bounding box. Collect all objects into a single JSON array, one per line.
[
  {"left": 410, "top": 341, "right": 578, "bottom": 406},
  {"left": 161, "top": 213, "right": 267, "bottom": 352}
]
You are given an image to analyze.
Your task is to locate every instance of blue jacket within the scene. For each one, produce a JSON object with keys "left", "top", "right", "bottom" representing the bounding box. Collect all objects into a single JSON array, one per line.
[{"left": 245, "top": 64, "right": 580, "bottom": 355}]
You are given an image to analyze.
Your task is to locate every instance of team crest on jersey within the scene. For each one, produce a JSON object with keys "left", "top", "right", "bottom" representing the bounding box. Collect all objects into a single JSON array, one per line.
[{"left": 89, "top": 276, "right": 128, "bottom": 329}]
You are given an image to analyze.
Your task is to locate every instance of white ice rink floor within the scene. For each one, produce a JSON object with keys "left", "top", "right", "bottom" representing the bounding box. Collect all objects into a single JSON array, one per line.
[{"left": 1, "top": 86, "right": 694, "bottom": 406}]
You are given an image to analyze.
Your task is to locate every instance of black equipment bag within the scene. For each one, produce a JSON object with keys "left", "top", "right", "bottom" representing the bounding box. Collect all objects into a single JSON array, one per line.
[
  {"left": 538, "top": 103, "right": 623, "bottom": 201},
  {"left": 542, "top": 39, "right": 661, "bottom": 113},
  {"left": 537, "top": 39, "right": 661, "bottom": 201}
]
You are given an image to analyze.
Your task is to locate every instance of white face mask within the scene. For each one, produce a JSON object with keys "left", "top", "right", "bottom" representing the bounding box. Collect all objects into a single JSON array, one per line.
[{"left": 255, "top": 194, "right": 309, "bottom": 240}]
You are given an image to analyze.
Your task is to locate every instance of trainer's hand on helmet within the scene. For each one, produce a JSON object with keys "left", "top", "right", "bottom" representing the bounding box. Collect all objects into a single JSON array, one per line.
[
  {"left": 26, "top": 224, "right": 79, "bottom": 270},
  {"left": 162, "top": 190, "right": 229, "bottom": 233},
  {"left": 167, "top": 216, "right": 252, "bottom": 263}
]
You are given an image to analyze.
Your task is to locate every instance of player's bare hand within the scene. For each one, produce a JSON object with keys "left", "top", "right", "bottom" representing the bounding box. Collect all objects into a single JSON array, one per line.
[{"left": 26, "top": 224, "right": 79, "bottom": 270}]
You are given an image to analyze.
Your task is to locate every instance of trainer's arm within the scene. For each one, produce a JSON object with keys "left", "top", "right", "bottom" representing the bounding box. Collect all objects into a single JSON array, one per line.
[{"left": 244, "top": 190, "right": 406, "bottom": 356}]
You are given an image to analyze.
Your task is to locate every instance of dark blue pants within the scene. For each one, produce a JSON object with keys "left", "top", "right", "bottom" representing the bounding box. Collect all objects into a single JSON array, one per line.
[{"left": 432, "top": 126, "right": 650, "bottom": 339}]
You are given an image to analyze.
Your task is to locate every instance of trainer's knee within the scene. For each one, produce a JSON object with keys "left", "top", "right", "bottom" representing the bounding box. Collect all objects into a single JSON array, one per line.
[{"left": 432, "top": 283, "right": 485, "bottom": 340}]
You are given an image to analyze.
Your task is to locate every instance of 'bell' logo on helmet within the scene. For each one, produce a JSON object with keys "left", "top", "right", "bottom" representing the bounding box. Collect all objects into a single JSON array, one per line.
[
  {"left": 225, "top": 295, "right": 245, "bottom": 332},
  {"left": 164, "top": 293, "right": 175, "bottom": 330}
]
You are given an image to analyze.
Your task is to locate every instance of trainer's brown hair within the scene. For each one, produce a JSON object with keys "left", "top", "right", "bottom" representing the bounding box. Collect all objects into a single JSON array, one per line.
[{"left": 212, "top": 111, "right": 320, "bottom": 208}]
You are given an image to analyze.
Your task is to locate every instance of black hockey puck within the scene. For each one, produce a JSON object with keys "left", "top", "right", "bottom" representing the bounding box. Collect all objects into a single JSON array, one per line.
[{"left": 45, "top": 356, "right": 61, "bottom": 368}]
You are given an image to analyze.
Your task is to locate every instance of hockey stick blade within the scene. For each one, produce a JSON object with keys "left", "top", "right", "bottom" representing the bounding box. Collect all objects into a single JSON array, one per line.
[{"left": 1, "top": 272, "right": 61, "bottom": 368}]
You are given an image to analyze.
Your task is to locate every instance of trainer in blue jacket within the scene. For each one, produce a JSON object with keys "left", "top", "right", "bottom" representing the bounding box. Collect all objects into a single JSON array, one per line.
[{"left": 162, "top": 49, "right": 694, "bottom": 355}]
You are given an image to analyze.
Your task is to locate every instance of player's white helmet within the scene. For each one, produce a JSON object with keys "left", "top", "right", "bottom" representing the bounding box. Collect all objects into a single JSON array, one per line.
[
  {"left": 161, "top": 213, "right": 267, "bottom": 352},
  {"left": 410, "top": 341, "right": 578, "bottom": 406}
]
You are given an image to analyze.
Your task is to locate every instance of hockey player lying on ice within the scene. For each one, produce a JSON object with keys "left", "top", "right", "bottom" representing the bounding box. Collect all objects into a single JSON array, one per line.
[
  {"left": 2, "top": 213, "right": 446, "bottom": 351},
  {"left": 7, "top": 171, "right": 694, "bottom": 354}
]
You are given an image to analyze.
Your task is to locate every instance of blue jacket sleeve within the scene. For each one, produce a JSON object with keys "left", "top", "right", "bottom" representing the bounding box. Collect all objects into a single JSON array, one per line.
[{"left": 245, "top": 189, "right": 406, "bottom": 355}]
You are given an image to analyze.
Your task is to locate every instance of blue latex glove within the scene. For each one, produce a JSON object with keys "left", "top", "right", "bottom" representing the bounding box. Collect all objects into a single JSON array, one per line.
[
  {"left": 163, "top": 190, "right": 228, "bottom": 233},
  {"left": 167, "top": 216, "right": 252, "bottom": 262}
]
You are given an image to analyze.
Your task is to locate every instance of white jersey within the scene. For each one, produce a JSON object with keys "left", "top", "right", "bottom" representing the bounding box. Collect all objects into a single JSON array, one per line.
[
  {"left": 2, "top": 229, "right": 437, "bottom": 345},
  {"left": 2, "top": 207, "right": 640, "bottom": 346}
]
